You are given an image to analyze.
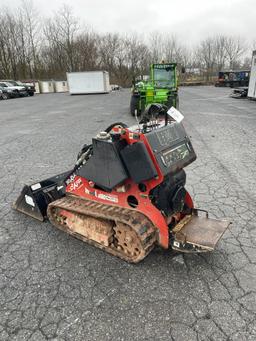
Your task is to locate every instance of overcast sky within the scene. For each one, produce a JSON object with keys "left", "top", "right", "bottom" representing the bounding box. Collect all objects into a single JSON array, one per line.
[{"left": 2, "top": 0, "right": 256, "bottom": 46}]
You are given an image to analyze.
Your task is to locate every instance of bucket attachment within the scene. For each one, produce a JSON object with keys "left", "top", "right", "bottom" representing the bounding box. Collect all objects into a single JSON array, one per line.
[
  {"left": 171, "top": 209, "right": 231, "bottom": 253},
  {"left": 13, "top": 171, "right": 71, "bottom": 221}
]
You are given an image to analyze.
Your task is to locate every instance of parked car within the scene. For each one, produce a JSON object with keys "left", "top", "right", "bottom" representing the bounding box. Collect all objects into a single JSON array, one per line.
[
  {"left": 0, "top": 89, "right": 7, "bottom": 100},
  {"left": 0, "top": 84, "right": 16, "bottom": 98},
  {"left": 111, "top": 84, "right": 121, "bottom": 91},
  {"left": 2, "top": 80, "right": 35, "bottom": 96},
  {"left": 0, "top": 81, "right": 27, "bottom": 97}
]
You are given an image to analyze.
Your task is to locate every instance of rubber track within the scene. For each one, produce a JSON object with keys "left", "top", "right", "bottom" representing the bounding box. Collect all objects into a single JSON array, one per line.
[{"left": 47, "top": 195, "right": 157, "bottom": 263}]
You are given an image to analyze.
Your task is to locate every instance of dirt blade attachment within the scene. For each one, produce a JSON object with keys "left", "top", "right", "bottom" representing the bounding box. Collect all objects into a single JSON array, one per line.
[
  {"left": 13, "top": 171, "right": 71, "bottom": 221},
  {"left": 171, "top": 209, "right": 231, "bottom": 253}
]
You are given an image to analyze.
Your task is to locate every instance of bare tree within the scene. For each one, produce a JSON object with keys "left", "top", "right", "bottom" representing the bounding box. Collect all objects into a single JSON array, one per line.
[
  {"left": 241, "top": 56, "right": 251, "bottom": 69},
  {"left": 126, "top": 34, "right": 149, "bottom": 80},
  {"left": 74, "top": 30, "right": 99, "bottom": 71},
  {"left": 44, "top": 5, "right": 79, "bottom": 73},
  {"left": 112, "top": 36, "right": 130, "bottom": 85},
  {"left": 148, "top": 32, "right": 165, "bottom": 63},
  {"left": 0, "top": 10, "right": 24, "bottom": 79},
  {"left": 225, "top": 36, "right": 246, "bottom": 69},
  {"left": 252, "top": 39, "right": 256, "bottom": 50},
  {"left": 162, "top": 35, "right": 181, "bottom": 61},
  {"left": 19, "top": 0, "right": 41, "bottom": 78},
  {"left": 214, "top": 35, "right": 227, "bottom": 71},
  {"left": 99, "top": 33, "right": 120, "bottom": 73},
  {"left": 196, "top": 37, "right": 217, "bottom": 80}
]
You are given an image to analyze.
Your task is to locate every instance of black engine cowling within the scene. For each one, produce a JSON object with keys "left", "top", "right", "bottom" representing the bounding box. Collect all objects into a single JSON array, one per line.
[{"left": 149, "top": 170, "right": 186, "bottom": 216}]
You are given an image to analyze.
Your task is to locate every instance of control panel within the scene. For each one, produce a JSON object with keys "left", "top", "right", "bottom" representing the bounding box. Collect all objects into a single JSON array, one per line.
[{"left": 146, "top": 122, "right": 196, "bottom": 175}]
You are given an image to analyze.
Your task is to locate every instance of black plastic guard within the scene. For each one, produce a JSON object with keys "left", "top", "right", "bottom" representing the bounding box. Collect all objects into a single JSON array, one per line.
[
  {"left": 120, "top": 141, "right": 158, "bottom": 183},
  {"left": 77, "top": 138, "right": 128, "bottom": 191},
  {"left": 13, "top": 171, "right": 71, "bottom": 221}
]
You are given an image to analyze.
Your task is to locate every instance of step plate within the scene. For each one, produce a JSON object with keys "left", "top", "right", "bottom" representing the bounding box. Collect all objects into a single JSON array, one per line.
[{"left": 173, "top": 215, "right": 231, "bottom": 251}]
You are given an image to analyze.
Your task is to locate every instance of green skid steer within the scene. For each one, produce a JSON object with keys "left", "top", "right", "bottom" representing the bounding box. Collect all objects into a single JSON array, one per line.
[{"left": 130, "top": 63, "right": 179, "bottom": 116}]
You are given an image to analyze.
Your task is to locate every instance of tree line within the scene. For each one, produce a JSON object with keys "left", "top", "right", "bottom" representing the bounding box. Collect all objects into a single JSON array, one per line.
[{"left": 0, "top": 1, "right": 254, "bottom": 86}]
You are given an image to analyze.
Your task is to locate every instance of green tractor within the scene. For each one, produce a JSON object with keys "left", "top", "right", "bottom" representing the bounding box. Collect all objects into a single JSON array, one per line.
[{"left": 130, "top": 63, "right": 179, "bottom": 116}]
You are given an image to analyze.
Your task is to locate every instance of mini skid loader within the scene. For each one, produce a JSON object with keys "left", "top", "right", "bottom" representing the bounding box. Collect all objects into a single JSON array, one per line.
[{"left": 14, "top": 104, "right": 230, "bottom": 262}]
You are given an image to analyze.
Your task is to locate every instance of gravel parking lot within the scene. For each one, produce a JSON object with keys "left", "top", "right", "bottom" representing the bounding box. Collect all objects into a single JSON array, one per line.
[{"left": 0, "top": 86, "right": 256, "bottom": 341}]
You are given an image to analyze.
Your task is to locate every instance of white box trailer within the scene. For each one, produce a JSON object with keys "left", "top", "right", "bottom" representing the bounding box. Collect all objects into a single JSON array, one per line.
[
  {"left": 67, "top": 71, "right": 110, "bottom": 95},
  {"left": 248, "top": 50, "right": 256, "bottom": 99}
]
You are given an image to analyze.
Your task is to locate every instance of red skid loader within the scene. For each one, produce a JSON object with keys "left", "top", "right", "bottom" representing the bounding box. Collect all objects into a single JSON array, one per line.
[{"left": 13, "top": 104, "right": 230, "bottom": 262}]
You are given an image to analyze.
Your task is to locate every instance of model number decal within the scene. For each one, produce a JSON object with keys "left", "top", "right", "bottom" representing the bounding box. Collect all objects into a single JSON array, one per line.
[
  {"left": 65, "top": 173, "right": 76, "bottom": 186},
  {"left": 69, "top": 177, "right": 83, "bottom": 191},
  {"left": 97, "top": 193, "right": 118, "bottom": 203},
  {"left": 84, "top": 188, "right": 118, "bottom": 203}
]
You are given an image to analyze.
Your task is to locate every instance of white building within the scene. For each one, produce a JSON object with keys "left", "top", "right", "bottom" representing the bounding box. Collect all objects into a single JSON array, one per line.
[{"left": 248, "top": 50, "right": 256, "bottom": 99}]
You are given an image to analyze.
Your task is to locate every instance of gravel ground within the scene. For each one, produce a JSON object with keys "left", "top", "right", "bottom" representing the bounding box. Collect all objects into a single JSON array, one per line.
[{"left": 0, "top": 86, "right": 256, "bottom": 340}]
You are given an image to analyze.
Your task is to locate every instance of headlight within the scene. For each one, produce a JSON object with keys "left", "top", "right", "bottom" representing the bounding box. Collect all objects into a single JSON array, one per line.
[
  {"left": 28, "top": 87, "right": 31, "bottom": 89},
  {"left": 7, "top": 89, "right": 12, "bottom": 93}
]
